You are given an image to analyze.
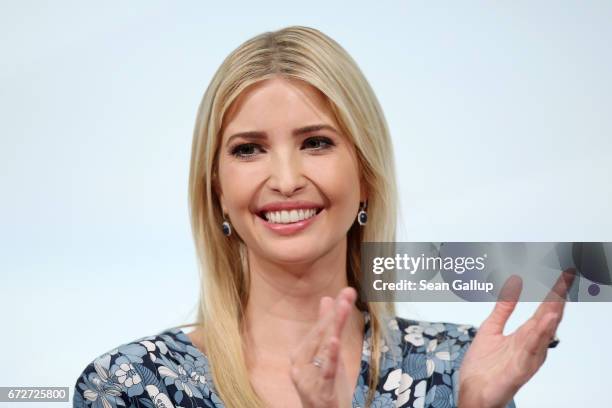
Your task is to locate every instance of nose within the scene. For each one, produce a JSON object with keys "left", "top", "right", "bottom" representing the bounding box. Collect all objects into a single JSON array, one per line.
[{"left": 267, "top": 149, "right": 307, "bottom": 197}]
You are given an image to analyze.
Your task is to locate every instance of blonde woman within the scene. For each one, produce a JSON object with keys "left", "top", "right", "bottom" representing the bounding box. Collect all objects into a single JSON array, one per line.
[{"left": 73, "top": 26, "right": 573, "bottom": 408}]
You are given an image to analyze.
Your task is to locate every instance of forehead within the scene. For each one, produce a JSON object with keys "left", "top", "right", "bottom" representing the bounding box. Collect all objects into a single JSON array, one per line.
[{"left": 221, "top": 77, "right": 339, "bottom": 140}]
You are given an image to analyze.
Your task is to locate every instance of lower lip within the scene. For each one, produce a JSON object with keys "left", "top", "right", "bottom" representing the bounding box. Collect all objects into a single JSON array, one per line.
[{"left": 256, "top": 210, "right": 323, "bottom": 236}]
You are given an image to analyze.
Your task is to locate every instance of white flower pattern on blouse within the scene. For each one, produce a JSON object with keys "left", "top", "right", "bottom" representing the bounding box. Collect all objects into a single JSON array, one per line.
[{"left": 73, "top": 311, "right": 516, "bottom": 408}]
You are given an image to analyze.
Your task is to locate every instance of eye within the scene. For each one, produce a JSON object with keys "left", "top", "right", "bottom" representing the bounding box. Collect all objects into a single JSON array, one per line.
[
  {"left": 230, "top": 143, "right": 263, "bottom": 158},
  {"left": 303, "top": 136, "right": 334, "bottom": 150}
]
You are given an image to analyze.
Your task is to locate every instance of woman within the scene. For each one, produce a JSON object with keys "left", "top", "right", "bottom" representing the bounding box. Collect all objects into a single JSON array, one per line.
[{"left": 73, "top": 26, "right": 573, "bottom": 408}]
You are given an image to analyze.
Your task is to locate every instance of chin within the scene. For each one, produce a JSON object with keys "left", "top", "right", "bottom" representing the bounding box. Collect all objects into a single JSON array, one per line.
[{"left": 262, "top": 245, "right": 325, "bottom": 265}]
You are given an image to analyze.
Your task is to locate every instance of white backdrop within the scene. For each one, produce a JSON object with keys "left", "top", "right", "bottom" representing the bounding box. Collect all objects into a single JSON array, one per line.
[{"left": 1, "top": 1, "right": 611, "bottom": 407}]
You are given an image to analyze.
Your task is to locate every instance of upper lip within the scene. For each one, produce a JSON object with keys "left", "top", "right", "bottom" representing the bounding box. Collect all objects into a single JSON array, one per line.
[{"left": 256, "top": 201, "right": 324, "bottom": 214}]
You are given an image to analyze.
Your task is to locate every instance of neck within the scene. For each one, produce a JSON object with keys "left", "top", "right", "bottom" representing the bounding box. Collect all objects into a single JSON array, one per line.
[{"left": 242, "top": 237, "right": 365, "bottom": 365}]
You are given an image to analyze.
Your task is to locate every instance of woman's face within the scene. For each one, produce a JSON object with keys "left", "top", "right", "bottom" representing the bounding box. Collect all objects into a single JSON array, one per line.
[{"left": 216, "top": 77, "right": 366, "bottom": 265}]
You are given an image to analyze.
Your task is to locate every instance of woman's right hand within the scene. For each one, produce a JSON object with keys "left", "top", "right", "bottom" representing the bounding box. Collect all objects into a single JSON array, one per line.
[{"left": 289, "top": 287, "right": 357, "bottom": 408}]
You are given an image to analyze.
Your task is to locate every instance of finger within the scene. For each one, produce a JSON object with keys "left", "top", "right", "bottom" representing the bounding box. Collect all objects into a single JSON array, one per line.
[
  {"left": 338, "top": 286, "right": 357, "bottom": 305},
  {"left": 291, "top": 296, "right": 345, "bottom": 400},
  {"left": 291, "top": 288, "right": 356, "bottom": 367},
  {"left": 533, "top": 268, "right": 576, "bottom": 322},
  {"left": 290, "top": 297, "right": 336, "bottom": 366},
  {"left": 320, "top": 296, "right": 334, "bottom": 319},
  {"left": 332, "top": 291, "right": 355, "bottom": 340},
  {"left": 525, "top": 312, "right": 558, "bottom": 356},
  {"left": 312, "top": 296, "right": 336, "bottom": 355},
  {"left": 513, "top": 315, "right": 539, "bottom": 346},
  {"left": 316, "top": 288, "right": 355, "bottom": 346},
  {"left": 320, "top": 335, "right": 340, "bottom": 402},
  {"left": 315, "top": 293, "right": 350, "bottom": 363},
  {"left": 314, "top": 296, "right": 336, "bottom": 361},
  {"left": 311, "top": 289, "right": 354, "bottom": 373},
  {"left": 516, "top": 312, "right": 558, "bottom": 374},
  {"left": 479, "top": 275, "right": 522, "bottom": 336},
  {"left": 548, "top": 267, "right": 576, "bottom": 302},
  {"left": 322, "top": 336, "right": 340, "bottom": 380},
  {"left": 320, "top": 295, "right": 340, "bottom": 347}
]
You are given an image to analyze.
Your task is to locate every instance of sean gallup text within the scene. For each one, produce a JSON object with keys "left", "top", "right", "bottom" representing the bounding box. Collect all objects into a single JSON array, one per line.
[{"left": 373, "top": 279, "right": 494, "bottom": 293}]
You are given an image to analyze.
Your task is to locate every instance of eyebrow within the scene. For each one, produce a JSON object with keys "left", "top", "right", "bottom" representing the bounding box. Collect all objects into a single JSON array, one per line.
[{"left": 224, "top": 124, "right": 339, "bottom": 146}]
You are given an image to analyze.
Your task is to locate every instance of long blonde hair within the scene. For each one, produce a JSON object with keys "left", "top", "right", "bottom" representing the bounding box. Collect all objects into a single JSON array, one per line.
[{"left": 185, "top": 26, "right": 399, "bottom": 407}]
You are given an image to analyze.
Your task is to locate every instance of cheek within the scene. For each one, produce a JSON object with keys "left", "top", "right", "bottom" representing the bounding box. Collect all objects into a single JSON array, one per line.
[
  {"left": 218, "top": 162, "right": 263, "bottom": 209},
  {"left": 305, "top": 153, "right": 361, "bottom": 203}
]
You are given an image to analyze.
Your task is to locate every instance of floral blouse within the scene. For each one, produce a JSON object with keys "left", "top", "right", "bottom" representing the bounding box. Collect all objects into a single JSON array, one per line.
[{"left": 73, "top": 311, "right": 516, "bottom": 408}]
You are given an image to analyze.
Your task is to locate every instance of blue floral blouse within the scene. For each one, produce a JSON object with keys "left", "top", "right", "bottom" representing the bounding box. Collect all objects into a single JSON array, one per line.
[{"left": 73, "top": 311, "right": 516, "bottom": 408}]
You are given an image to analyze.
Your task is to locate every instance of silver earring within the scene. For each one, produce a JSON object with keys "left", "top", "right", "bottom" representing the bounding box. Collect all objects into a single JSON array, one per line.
[
  {"left": 222, "top": 214, "right": 232, "bottom": 236},
  {"left": 357, "top": 201, "right": 368, "bottom": 226}
]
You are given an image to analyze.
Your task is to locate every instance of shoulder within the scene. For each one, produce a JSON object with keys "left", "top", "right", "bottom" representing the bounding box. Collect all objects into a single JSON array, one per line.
[{"left": 72, "top": 327, "right": 222, "bottom": 408}]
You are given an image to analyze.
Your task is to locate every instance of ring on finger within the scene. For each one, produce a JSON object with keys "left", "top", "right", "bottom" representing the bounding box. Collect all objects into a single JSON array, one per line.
[{"left": 312, "top": 356, "right": 324, "bottom": 368}]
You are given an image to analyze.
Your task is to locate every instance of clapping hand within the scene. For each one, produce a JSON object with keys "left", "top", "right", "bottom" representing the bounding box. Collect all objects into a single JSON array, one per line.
[
  {"left": 289, "top": 287, "right": 357, "bottom": 408},
  {"left": 458, "top": 269, "right": 576, "bottom": 408}
]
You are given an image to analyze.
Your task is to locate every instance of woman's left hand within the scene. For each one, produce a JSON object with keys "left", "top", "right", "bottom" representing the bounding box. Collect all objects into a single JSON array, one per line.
[{"left": 457, "top": 268, "right": 576, "bottom": 408}]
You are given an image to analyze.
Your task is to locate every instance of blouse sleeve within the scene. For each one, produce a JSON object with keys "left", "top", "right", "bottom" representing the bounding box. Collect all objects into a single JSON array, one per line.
[
  {"left": 72, "top": 356, "right": 129, "bottom": 408},
  {"left": 71, "top": 337, "right": 223, "bottom": 408},
  {"left": 449, "top": 324, "right": 517, "bottom": 408}
]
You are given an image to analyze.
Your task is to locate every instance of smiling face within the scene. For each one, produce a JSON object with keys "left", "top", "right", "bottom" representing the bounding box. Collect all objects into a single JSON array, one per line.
[{"left": 216, "top": 77, "right": 366, "bottom": 265}]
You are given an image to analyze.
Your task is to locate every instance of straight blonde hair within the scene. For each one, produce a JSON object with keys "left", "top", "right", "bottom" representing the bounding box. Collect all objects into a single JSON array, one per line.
[{"left": 185, "top": 26, "right": 399, "bottom": 407}]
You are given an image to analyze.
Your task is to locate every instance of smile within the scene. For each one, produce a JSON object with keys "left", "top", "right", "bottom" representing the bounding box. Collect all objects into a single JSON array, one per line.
[
  {"left": 260, "top": 208, "right": 322, "bottom": 224},
  {"left": 255, "top": 208, "right": 324, "bottom": 236}
]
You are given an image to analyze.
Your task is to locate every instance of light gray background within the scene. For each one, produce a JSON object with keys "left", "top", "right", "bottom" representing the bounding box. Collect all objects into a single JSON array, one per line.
[{"left": 1, "top": 1, "right": 610, "bottom": 407}]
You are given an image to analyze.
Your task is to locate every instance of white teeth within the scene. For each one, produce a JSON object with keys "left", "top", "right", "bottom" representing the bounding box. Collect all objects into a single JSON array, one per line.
[{"left": 263, "top": 208, "right": 319, "bottom": 224}]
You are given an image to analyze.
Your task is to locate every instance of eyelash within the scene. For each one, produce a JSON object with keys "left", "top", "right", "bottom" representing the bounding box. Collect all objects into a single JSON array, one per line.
[{"left": 229, "top": 136, "right": 335, "bottom": 159}]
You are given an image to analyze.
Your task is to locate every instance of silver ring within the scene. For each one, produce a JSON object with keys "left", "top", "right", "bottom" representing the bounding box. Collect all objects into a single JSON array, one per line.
[{"left": 312, "top": 356, "right": 323, "bottom": 368}]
